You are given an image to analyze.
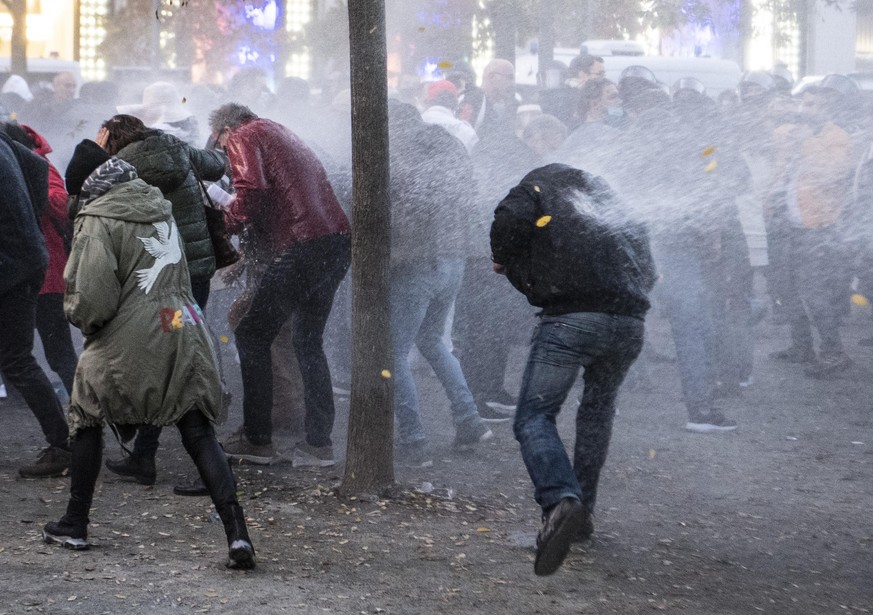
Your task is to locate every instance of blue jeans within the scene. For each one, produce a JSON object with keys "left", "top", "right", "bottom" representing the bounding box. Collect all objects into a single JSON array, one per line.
[
  {"left": 391, "top": 258, "right": 478, "bottom": 445},
  {"left": 514, "top": 312, "right": 644, "bottom": 512},
  {"left": 653, "top": 243, "right": 717, "bottom": 413}
]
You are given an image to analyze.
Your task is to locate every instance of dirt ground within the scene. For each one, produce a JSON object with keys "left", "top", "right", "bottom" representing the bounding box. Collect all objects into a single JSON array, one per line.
[{"left": 0, "top": 293, "right": 871, "bottom": 615}]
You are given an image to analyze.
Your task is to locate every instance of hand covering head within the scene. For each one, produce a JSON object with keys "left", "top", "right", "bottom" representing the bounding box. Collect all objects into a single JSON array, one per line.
[{"left": 65, "top": 139, "right": 111, "bottom": 196}]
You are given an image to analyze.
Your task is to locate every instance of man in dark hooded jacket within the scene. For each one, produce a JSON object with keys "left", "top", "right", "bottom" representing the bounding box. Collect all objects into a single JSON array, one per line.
[
  {"left": 490, "top": 164, "right": 655, "bottom": 576},
  {"left": 0, "top": 133, "right": 71, "bottom": 478}
]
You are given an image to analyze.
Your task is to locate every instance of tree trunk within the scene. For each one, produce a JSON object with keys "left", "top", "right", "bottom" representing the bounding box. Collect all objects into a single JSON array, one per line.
[
  {"left": 538, "top": 0, "right": 555, "bottom": 87},
  {"left": 338, "top": 0, "right": 395, "bottom": 496},
  {"left": 274, "top": 0, "right": 289, "bottom": 83},
  {"left": 490, "top": 0, "right": 517, "bottom": 64},
  {"left": 151, "top": 0, "right": 162, "bottom": 71},
  {"left": 4, "top": 0, "right": 28, "bottom": 76}
]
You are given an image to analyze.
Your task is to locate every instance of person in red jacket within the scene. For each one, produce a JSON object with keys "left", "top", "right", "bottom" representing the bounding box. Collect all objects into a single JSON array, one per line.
[
  {"left": 1, "top": 122, "right": 78, "bottom": 397},
  {"left": 209, "top": 103, "right": 351, "bottom": 467}
]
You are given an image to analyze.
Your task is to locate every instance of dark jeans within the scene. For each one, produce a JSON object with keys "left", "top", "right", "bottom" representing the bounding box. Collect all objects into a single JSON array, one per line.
[
  {"left": 768, "top": 212, "right": 846, "bottom": 354},
  {"left": 35, "top": 293, "right": 78, "bottom": 395},
  {"left": 236, "top": 234, "right": 351, "bottom": 448},
  {"left": 514, "top": 312, "right": 644, "bottom": 512},
  {"left": 704, "top": 223, "right": 755, "bottom": 386},
  {"left": 130, "top": 275, "right": 212, "bottom": 459},
  {"left": 0, "top": 279, "right": 69, "bottom": 449},
  {"left": 454, "top": 257, "right": 532, "bottom": 402},
  {"left": 652, "top": 242, "right": 717, "bottom": 414},
  {"left": 65, "top": 410, "right": 238, "bottom": 523}
]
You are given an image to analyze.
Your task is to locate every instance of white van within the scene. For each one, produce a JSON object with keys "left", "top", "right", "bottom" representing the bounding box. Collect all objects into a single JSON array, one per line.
[{"left": 603, "top": 55, "right": 742, "bottom": 98}]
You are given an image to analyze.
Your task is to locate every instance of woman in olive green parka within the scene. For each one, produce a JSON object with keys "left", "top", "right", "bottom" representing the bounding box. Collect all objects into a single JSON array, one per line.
[
  {"left": 99, "top": 114, "right": 226, "bottom": 488},
  {"left": 43, "top": 141, "right": 255, "bottom": 570},
  {"left": 64, "top": 157, "right": 219, "bottom": 433}
]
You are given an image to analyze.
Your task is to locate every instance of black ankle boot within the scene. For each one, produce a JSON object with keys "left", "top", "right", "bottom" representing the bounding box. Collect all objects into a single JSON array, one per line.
[
  {"left": 44, "top": 514, "right": 89, "bottom": 550},
  {"left": 218, "top": 503, "right": 256, "bottom": 570},
  {"left": 105, "top": 455, "right": 156, "bottom": 485}
]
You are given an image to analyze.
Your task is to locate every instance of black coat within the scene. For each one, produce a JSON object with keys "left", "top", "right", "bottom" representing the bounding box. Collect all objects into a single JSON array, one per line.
[
  {"left": 0, "top": 134, "right": 49, "bottom": 295},
  {"left": 117, "top": 130, "right": 226, "bottom": 281},
  {"left": 490, "top": 163, "right": 656, "bottom": 318}
]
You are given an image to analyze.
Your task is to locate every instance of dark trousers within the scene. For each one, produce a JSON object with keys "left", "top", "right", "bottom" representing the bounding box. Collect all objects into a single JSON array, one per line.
[
  {"left": 236, "top": 234, "right": 351, "bottom": 448},
  {"left": 65, "top": 410, "right": 238, "bottom": 523},
  {"left": 767, "top": 210, "right": 846, "bottom": 355},
  {"left": 705, "top": 223, "right": 755, "bottom": 387},
  {"left": 35, "top": 293, "right": 78, "bottom": 395},
  {"left": 454, "top": 257, "right": 532, "bottom": 402},
  {"left": 130, "top": 276, "right": 212, "bottom": 459},
  {"left": 0, "top": 278, "right": 69, "bottom": 449},
  {"left": 514, "top": 313, "right": 644, "bottom": 512}
]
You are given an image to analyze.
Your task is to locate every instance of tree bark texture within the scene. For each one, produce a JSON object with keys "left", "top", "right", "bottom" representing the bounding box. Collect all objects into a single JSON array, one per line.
[
  {"left": 339, "top": 0, "right": 395, "bottom": 496},
  {"left": 490, "top": 0, "right": 517, "bottom": 65},
  {"left": 3, "top": 0, "right": 28, "bottom": 76},
  {"left": 538, "top": 0, "right": 555, "bottom": 87}
]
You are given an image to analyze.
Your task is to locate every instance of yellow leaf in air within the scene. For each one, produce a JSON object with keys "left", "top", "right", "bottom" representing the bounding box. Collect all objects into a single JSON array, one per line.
[
  {"left": 535, "top": 215, "right": 552, "bottom": 228},
  {"left": 438, "top": 61, "right": 453, "bottom": 70},
  {"left": 705, "top": 160, "right": 718, "bottom": 173},
  {"left": 702, "top": 146, "right": 716, "bottom": 157},
  {"left": 219, "top": 335, "right": 229, "bottom": 343},
  {"left": 851, "top": 293, "right": 869, "bottom": 306},
  {"left": 380, "top": 369, "right": 392, "bottom": 379}
]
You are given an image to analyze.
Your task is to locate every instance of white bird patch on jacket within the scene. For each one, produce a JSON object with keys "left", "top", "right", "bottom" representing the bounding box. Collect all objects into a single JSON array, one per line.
[{"left": 135, "top": 220, "right": 182, "bottom": 294}]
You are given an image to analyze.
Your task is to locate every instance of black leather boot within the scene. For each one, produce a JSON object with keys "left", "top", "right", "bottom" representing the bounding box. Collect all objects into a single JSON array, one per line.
[
  {"left": 218, "top": 503, "right": 256, "bottom": 570},
  {"left": 105, "top": 455, "right": 156, "bottom": 485}
]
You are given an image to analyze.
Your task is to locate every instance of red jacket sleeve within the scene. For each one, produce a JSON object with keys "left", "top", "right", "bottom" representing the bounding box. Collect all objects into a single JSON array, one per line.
[{"left": 224, "top": 130, "right": 268, "bottom": 234}]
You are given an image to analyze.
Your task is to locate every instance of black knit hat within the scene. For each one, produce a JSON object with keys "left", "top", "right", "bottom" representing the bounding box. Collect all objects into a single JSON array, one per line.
[{"left": 65, "top": 139, "right": 110, "bottom": 196}]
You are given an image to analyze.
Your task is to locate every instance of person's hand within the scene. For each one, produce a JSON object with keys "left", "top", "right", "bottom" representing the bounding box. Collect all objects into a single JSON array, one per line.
[
  {"left": 221, "top": 260, "right": 245, "bottom": 286},
  {"left": 95, "top": 127, "right": 109, "bottom": 150}
]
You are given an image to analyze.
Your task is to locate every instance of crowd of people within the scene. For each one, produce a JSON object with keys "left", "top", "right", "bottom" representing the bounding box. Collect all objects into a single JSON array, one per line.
[{"left": 0, "top": 53, "right": 869, "bottom": 575}]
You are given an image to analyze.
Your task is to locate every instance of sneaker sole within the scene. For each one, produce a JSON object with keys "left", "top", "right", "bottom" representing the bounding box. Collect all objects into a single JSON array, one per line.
[
  {"left": 485, "top": 401, "right": 517, "bottom": 412},
  {"left": 534, "top": 505, "right": 585, "bottom": 576},
  {"left": 479, "top": 414, "right": 512, "bottom": 423},
  {"left": 685, "top": 422, "right": 738, "bottom": 433},
  {"left": 43, "top": 531, "right": 90, "bottom": 551},
  {"left": 291, "top": 456, "right": 336, "bottom": 468},
  {"left": 225, "top": 452, "right": 275, "bottom": 465}
]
